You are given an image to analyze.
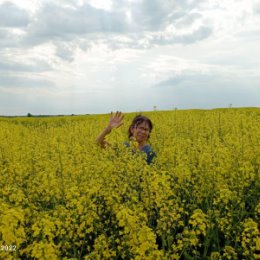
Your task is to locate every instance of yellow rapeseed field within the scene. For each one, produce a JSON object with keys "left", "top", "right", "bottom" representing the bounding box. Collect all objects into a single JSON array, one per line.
[{"left": 0, "top": 108, "right": 259, "bottom": 260}]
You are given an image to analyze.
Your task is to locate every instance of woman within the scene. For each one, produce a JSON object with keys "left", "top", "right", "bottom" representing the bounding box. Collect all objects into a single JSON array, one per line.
[{"left": 96, "top": 111, "right": 156, "bottom": 164}]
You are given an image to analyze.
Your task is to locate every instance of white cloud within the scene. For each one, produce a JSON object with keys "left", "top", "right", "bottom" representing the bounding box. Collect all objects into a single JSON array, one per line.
[
  {"left": 0, "top": 1, "right": 30, "bottom": 27},
  {"left": 0, "top": 0, "right": 259, "bottom": 115}
]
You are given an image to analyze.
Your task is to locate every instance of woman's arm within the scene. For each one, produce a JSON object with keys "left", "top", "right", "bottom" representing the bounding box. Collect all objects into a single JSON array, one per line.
[
  {"left": 95, "top": 125, "right": 113, "bottom": 148},
  {"left": 95, "top": 111, "right": 124, "bottom": 148}
]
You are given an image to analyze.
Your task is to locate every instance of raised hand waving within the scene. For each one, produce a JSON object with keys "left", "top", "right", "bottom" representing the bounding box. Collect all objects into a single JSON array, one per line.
[{"left": 108, "top": 111, "right": 124, "bottom": 129}]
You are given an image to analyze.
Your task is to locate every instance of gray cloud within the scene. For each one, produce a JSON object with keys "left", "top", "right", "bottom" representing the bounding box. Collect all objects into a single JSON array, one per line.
[
  {"left": 113, "top": 0, "right": 205, "bottom": 29},
  {"left": 130, "top": 0, "right": 174, "bottom": 30},
  {"left": 25, "top": 2, "right": 128, "bottom": 44},
  {"left": 0, "top": 28, "right": 7, "bottom": 37},
  {"left": 0, "top": 1, "right": 30, "bottom": 27},
  {"left": 0, "top": 28, "right": 23, "bottom": 48},
  {"left": 0, "top": 59, "right": 52, "bottom": 73},
  {"left": 55, "top": 42, "right": 75, "bottom": 62},
  {"left": 254, "top": 2, "right": 260, "bottom": 15},
  {"left": 138, "top": 0, "right": 202, "bottom": 29},
  {"left": 23, "top": 0, "right": 210, "bottom": 47},
  {"left": 238, "top": 29, "right": 260, "bottom": 40},
  {"left": 177, "top": 26, "right": 212, "bottom": 44},
  {"left": 175, "top": 13, "right": 202, "bottom": 28},
  {"left": 76, "top": 24, "right": 212, "bottom": 51},
  {"left": 153, "top": 72, "right": 260, "bottom": 109},
  {"left": 0, "top": 0, "right": 259, "bottom": 115},
  {"left": 152, "top": 25, "right": 212, "bottom": 45},
  {"left": 0, "top": 90, "right": 59, "bottom": 116},
  {"left": 154, "top": 70, "right": 260, "bottom": 92},
  {"left": 0, "top": 0, "right": 213, "bottom": 53},
  {"left": 0, "top": 74, "right": 55, "bottom": 88},
  {"left": 155, "top": 72, "right": 212, "bottom": 87}
]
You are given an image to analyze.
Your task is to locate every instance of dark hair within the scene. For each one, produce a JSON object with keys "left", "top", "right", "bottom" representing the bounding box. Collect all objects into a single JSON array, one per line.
[{"left": 128, "top": 114, "right": 153, "bottom": 139}]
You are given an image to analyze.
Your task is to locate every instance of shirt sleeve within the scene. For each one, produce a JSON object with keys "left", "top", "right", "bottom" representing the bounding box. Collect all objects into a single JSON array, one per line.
[{"left": 146, "top": 151, "right": 156, "bottom": 164}]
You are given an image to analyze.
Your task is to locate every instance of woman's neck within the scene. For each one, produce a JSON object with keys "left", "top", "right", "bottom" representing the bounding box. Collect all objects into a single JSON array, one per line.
[
  {"left": 138, "top": 141, "right": 147, "bottom": 150},
  {"left": 129, "top": 137, "right": 147, "bottom": 150}
]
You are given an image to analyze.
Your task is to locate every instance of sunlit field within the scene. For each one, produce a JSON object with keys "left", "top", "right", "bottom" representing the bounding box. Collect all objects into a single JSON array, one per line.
[{"left": 0, "top": 108, "right": 259, "bottom": 260}]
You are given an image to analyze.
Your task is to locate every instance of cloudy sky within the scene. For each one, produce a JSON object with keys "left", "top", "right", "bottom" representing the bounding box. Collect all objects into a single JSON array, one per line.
[{"left": 0, "top": 0, "right": 259, "bottom": 115}]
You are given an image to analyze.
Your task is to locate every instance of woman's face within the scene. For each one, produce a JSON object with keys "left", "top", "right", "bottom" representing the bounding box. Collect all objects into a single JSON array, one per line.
[{"left": 131, "top": 121, "right": 150, "bottom": 143}]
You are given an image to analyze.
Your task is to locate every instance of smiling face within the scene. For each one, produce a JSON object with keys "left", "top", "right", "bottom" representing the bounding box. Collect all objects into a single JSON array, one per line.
[
  {"left": 131, "top": 121, "right": 151, "bottom": 144},
  {"left": 128, "top": 115, "right": 153, "bottom": 147}
]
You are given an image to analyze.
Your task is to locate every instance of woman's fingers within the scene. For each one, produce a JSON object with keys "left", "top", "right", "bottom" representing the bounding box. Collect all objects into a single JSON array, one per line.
[
  {"left": 110, "top": 111, "right": 124, "bottom": 128},
  {"left": 118, "top": 112, "right": 124, "bottom": 124},
  {"left": 112, "top": 111, "right": 123, "bottom": 119},
  {"left": 116, "top": 111, "right": 122, "bottom": 118}
]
